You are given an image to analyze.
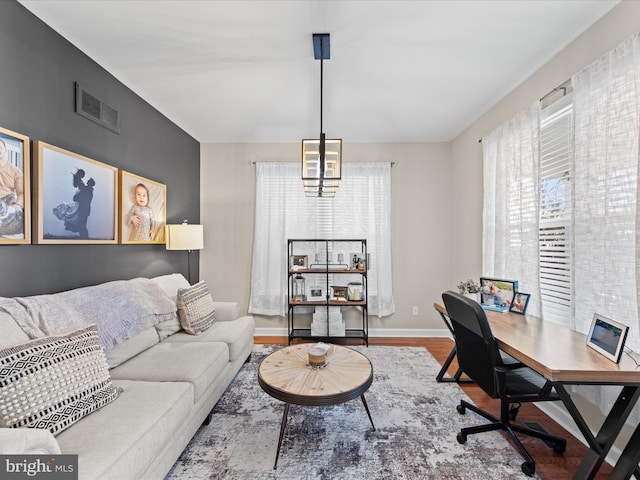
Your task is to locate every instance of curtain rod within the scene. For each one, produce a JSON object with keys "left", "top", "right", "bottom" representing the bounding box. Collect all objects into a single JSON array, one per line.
[
  {"left": 477, "top": 78, "right": 572, "bottom": 143},
  {"left": 250, "top": 160, "right": 396, "bottom": 166}
]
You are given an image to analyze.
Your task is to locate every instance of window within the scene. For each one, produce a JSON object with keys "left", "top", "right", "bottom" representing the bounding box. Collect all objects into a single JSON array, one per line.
[{"left": 249, "top": 161, "right": 395, "bottom": 318}]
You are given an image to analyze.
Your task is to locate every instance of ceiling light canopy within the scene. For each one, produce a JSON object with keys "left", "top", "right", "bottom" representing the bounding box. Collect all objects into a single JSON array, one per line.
[{"left": 302, "top": 33, "right": 342, "bottom": 198}]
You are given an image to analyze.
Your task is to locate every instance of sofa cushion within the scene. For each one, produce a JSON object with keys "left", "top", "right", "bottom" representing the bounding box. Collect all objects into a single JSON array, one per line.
[
  {"left": 176, "top": 281, "right": 216, "bottom": 335},
  {"left": 56, "top": 379, "right": 192, "bottom": 480},
  {"left": 105, "top": 326, "right": 160, "bottom": 369},
  {"left": 150, "top": 273, "right": 190, "bottom": 304},
  {"left": 0, "top": 324, "right": 119, "bottom": 435},
  {"left": 164, "top": 315, "right": 255, "bottom": 362},
  {"left": 109, "top": 341, "right": 229, "bottom": 403}
]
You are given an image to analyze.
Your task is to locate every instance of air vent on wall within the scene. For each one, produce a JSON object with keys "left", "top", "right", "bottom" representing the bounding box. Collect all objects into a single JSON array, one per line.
[{"left": 74, "top": 82, "right": 121, "bottom": 134}]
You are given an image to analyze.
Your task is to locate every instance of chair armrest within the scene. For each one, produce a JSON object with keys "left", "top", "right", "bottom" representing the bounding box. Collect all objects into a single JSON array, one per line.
[
  {"left": 0, "top": 428, "right": 61, "bottom": 454},
  {"left": 213, "top": 302, "right": 240, "bottom": 322}
]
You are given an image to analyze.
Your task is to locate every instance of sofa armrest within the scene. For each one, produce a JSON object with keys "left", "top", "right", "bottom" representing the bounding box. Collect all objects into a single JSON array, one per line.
[
  {"left": 0, "top": 428, "right": 61, "bottom": 454},
  {"left": 213, "top": 302, "right": 240, "bottom": 322}
]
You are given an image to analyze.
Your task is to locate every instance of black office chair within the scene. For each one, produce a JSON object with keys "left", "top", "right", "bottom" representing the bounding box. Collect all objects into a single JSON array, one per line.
[{"left": 442, "top": 290, "right": 566, "bottom": 477}]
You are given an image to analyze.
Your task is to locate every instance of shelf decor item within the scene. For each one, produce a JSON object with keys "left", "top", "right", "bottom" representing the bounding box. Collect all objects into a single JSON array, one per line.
[
  {"left": 347, "top": 282, "right": 364, "bottom": 301},
  {"left": 292, "top": 274, "right": 306, "bottom": 301}
]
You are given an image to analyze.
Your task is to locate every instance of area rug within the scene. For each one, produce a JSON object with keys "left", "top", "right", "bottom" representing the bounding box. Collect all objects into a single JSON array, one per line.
[{"left": 166, "top": 345, "right": 538, "bottom": 479}]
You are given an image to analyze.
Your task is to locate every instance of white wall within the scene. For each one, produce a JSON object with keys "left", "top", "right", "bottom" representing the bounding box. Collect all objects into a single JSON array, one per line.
[{"left": 200, "top": 142, "right": 452, "bottom": 334}]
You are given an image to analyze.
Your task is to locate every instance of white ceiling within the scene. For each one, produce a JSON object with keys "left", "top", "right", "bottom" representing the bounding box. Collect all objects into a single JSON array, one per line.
[{"left": 19, "top": 0, "right": 619, "bottom": 143}]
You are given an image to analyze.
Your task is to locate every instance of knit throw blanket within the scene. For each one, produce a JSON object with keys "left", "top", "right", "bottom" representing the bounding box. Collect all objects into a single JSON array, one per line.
[{"left": 0, "top": 278, "right": 177, "bottom": 352}]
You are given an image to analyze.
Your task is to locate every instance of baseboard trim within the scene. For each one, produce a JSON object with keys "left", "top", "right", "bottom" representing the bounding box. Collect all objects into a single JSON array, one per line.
[{"left": 254, "top": 327, "right": 452, "bottom": 338}]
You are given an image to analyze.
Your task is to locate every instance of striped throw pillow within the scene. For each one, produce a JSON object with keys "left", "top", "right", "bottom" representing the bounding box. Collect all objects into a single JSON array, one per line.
[
  {"left": 0, "top": 324, "right": 119, "bottom": 435},
  {"left": 176, "top": 281, "right": 216, "bottom": 335}
]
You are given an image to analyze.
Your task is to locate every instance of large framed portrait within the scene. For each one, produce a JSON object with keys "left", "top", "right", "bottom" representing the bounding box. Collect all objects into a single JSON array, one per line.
[
  {"left": 33, "top": 141, "right": 118, "bottom": 244},
  {"left": 0, "top": 127, "right": 30, "bottom": 244},
  {"left": 119, "top": 170, "right": 166, "bottom": 244}
]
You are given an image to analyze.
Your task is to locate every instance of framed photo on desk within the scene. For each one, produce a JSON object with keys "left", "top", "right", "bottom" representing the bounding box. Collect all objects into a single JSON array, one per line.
[
  {"left": 509, "top": 292, "right": 530, "bottom": 315},
  {"left": 586, "top": 313, "right": 629, "bottom": 363},
  {"left": 479, "top": 277, "right": 518, "bottom": 312}
]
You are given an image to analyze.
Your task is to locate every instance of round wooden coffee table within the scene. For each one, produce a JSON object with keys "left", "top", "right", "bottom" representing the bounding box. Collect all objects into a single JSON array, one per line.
[{"left": 258, "top": 343, "right": 375, "bottom": 469}]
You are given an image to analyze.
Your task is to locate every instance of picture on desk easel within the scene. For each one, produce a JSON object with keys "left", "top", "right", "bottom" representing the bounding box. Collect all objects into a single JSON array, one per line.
[
  {"left": 479, "top": 277, "right": 518, "bottom": 312},
  {"left": 509, "top": 292, "right": 530, "bottom": 315}
]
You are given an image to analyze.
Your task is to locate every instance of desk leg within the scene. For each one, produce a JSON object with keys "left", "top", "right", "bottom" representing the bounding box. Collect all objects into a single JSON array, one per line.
[
  {"left": 273, "top": 403, "right": 290, "bottom": 470},
  {"left": 610, "top": 416, "right": 640, "bottom": 480},
  {"left": 557, "top": 384, "right": 640, "bottom": 480}
]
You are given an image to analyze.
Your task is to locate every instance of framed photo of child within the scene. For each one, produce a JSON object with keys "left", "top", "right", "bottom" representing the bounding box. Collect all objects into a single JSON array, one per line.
[
  {"left": 509, "top": 292, "right": 531, "bottom": 315},
  {"left": 118, "top": 171, "right": 166, "bottom": 244},
  {"left": 0, "top": 127, "right": 30, "bottom": 245},
  {"left": 33, "top": 141, "right": 118, "bottom": 244}
]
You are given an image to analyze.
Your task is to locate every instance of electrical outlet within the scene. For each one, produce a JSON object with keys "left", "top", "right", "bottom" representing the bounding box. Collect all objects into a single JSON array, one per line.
[{"left": 412, "top": 306, "right": 419, "bottom": 315}]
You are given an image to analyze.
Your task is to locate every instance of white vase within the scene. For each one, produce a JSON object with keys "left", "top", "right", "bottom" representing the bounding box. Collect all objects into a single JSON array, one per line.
[{"left": 464, "top": 292, "right": 479, "bottom": 302}]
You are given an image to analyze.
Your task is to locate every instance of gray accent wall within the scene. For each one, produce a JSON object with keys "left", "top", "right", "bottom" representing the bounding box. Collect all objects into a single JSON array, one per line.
[{"left": 0, "top": 1, "right": 200, "bottom": 297}]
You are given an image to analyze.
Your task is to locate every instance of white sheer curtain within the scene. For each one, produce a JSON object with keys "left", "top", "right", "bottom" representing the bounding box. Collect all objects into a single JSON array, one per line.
[
  {"left": 482, "top": 102, "right": 542, "bottom": 317},
  {"left": 249, "top": 161, "right": 395, "bottom": 317},
  {"left": 571, "top": 32, "right": 640, "bottom": 419}
]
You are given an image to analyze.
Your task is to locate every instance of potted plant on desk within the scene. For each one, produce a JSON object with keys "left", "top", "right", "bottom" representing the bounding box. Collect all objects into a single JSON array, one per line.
[{"left": 457, "top": 279, "right": 480, "bottom": 302}]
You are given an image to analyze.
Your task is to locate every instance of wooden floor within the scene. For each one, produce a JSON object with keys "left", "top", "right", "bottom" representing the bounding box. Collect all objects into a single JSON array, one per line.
[{"left": 254, "top": 336, "right": 614, "bottom": 480}]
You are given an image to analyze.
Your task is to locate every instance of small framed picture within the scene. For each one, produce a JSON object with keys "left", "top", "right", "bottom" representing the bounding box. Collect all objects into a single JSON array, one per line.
[
  {"left": 290, "top": 255, "right": 308, "bottom": 269},
  {"left": 331, "top": 285, "right": 347, "bottom": 301},
  {"left": 0, "top": 127, "right": 30, "bottom": 244},
  {"left": 509, "top": 292, "right": 530, "bottom": 315},
  {"left": 33, "top": 141, "right": 118, "bottom": 244},
  {"left": 309, "top": 288, "right": 323, "bottom": 300},
  {"left": 119, "top": 170, "right": 166, "bottom": 244}
]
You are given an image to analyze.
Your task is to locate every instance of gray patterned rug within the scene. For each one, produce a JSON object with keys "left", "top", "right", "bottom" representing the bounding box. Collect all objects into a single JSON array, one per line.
[{"left": 166, "top": 345, "right": 538, "bottom": 480}]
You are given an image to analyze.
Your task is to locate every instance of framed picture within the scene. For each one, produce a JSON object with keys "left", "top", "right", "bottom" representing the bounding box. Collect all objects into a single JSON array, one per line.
[
  {"left": 479, "top": 277, "right": 518, "bottom": 312},
  {"left": 0, "top": 127, "right": 30, "bottom": 244},
  {"left": 586, "top": 313, "right": 629, "bottom": 363},
  {"left": 509, "top": 292, "right": 530, "bottom": 315},
  {"left": 119, "top": 171, "right": 166, "bottom": 244},
  {"left": 331, "top": 285, "right": 348, "bottom": 301},
  {"left": 350, "top": 252, "right": 367, "bottom": 271},
  {"left": 33, "top": 141, "right": 118, "bottom": 244},
  {"left": 309, "top": 288, "right": 323, "bottom": 300},
  {"left": 290, "top": 255, "right": 308, "bottom": 269}
]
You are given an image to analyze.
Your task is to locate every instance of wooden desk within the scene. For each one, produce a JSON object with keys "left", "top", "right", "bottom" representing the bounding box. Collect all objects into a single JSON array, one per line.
[{"left": 434, "top": 301, "right": 640, "bottom": 480}]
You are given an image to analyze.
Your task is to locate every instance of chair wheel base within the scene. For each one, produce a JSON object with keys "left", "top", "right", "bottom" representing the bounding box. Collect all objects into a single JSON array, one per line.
[
  {"left": 456, "top": 404, "right": 466, "bottom": 414},
  {"left": 456, "top": 432, "right": 467, "bottom": 444},
  {"left": 521, "top": 462, "right": 535, "bottom": 476}
]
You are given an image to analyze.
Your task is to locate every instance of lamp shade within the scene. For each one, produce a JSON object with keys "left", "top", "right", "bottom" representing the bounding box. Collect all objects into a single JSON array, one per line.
[{"left": 165, "top": 223, "right": 204, "bottom": 251}]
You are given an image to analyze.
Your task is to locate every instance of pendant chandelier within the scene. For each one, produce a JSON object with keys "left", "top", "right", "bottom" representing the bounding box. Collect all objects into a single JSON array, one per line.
[{"left": 302, "top": 33, "right": 342, "bottom": 198}]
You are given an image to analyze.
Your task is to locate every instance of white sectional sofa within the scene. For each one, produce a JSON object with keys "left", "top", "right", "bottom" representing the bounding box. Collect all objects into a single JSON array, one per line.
[{"left": 0, "top": 273, "right": 255, "bottom": 480}]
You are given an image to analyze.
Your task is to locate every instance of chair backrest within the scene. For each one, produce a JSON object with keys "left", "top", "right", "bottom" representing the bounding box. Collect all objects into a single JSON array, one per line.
[{"left": 442, "top": 290, "right": 504, "bottom": 398}]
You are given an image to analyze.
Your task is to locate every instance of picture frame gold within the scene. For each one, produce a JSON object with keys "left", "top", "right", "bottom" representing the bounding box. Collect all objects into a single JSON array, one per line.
[
  {"left": 118, "top": 170, "right": 166, "bottom": 244},
  {"left": 0, "top": 127, "right": 30, "bottom": 244},
  {"left": 33, "top": 141, "right": 118, "bottom": 244}
]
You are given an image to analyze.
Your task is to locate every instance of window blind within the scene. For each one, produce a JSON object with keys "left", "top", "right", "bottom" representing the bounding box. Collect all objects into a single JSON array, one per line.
[{"left": 539, "top": 93, "right": 573, "bottom": 325}]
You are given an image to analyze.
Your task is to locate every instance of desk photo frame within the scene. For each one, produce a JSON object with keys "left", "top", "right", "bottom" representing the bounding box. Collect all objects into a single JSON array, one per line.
[
  {"left": 586, "top": 313, "right": 629, "bottom": 364},
  {"left": 479, "top": 277, "right": 518, "bottom": 312}
]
